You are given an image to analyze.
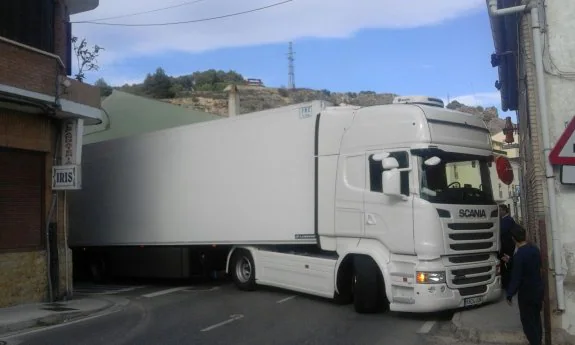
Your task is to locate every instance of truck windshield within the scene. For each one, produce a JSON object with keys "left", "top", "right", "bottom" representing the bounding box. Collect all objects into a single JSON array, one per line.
[{"left": 418, "top": 153, "right": 495, "bottom": 205}]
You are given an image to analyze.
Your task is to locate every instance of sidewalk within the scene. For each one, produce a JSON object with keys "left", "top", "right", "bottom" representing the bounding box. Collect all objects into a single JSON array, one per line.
[
  {"left": 0, "top": 295, "right": 129, "bottom": 337},
  {"left": 451, "top": 295, "right": 527, "bottom": 344}
]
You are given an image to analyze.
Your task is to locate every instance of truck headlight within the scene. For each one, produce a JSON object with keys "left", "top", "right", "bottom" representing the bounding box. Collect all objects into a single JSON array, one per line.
[{"left": 416, "top": 271, "right": 446, "bottom": 284}]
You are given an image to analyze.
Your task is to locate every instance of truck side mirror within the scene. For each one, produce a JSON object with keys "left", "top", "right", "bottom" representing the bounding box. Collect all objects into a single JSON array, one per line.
[
  {"left": 424, "top": 156, "right": 441, "bottom": 166},
  {"left": 382, "top": 169, "right": 402, "bottom": 197},
  {"left": 382, "top": 157, "right": 399, "bottom": 170}
]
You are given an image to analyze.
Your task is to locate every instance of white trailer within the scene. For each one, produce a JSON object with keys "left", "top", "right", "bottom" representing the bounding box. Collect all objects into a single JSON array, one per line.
[{"left": 69, "top": 96, "right": 502, "bottom": 313}]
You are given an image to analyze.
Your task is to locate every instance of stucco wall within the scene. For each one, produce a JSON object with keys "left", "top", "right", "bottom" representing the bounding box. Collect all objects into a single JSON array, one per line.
[{"left": 543, "top": 0, "right": 575, "bottom": 335}]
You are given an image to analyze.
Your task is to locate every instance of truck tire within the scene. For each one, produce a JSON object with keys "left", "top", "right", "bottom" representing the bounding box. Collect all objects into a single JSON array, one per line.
[
  {"left": 334, "top": 260, "right": 353, "bottom": 305},
  {"left": 334, "top": 286, "right": 353, "bottom": 305},
  {"left": 231, "top": 249, "right": 256, "bottom": 291},
  {"left": 352, "top": 255, "right": 386, "bottom": 313}
]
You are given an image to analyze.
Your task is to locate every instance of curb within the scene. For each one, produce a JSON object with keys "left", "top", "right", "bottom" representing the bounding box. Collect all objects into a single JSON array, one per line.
[
  {"left": 451, "top": 310, "right": 527, "bottom": 344},
  {"left": 0, "top": 297, "right": 129, "bottom": 337}
]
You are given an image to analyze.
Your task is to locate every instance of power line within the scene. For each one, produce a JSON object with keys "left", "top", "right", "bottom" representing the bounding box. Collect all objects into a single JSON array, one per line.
[
  {"left": 72, "top": 0, "right": 207, "bottom": 23},
  {"left": 73, "top": 0, "right": 294, "bottom": 27}
]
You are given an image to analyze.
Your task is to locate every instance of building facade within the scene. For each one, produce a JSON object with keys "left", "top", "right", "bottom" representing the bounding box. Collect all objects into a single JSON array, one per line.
[
  {"left": 0, "top": 0, "right": 101, "bottom": 307},
  {"left": 486, "top": 0, "right": 575, "bottom": 343}
]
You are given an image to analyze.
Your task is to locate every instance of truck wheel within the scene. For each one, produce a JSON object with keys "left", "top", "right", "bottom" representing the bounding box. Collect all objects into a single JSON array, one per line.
[
  {"left": 334, "top": 285, "right": 353, "bottom": 305},
  {"left": 352, "top": 255, "right": 386, "bottom": 313},
  {"left": 334, "top": 260, "right": 353, "bottom": 305},
  {"left": 231, "top": 249, "right": 256, "bottom": 291}
]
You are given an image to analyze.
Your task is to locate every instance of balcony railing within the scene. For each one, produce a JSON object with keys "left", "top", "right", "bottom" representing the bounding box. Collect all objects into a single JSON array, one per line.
[
  {"left": 60, "top": 77, "right": 101, "bottom": 109},
  {"left": 0, "top": 36, "right": 63, "bottom": 97},
  {"left": 0, "top": 36, "right": 102, "bottom": 124}
]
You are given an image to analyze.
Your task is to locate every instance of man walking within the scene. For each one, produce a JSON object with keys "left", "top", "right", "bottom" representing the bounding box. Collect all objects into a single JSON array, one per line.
[
  {"left": 506, "top": 224, "right": 544, "bottom": 345},
  {"left": 499, "top": 204, "right": 516, "bottom": 289}
]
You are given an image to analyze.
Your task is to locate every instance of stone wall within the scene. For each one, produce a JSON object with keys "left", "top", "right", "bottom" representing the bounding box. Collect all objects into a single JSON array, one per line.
[{"left": 0, "top": 251, "right": 47, "bottom": 307}]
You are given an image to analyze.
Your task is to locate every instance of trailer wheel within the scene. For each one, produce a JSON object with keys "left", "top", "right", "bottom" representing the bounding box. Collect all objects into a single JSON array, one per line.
[
  {"left": 352, "top": 255, "right": 387, "bottom": 313},
  {"left": 231, "top": 249, "right": 256, "bottom": 291}
]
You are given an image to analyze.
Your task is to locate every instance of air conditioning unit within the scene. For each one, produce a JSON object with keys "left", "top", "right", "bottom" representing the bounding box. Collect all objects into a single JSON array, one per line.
[{"left": 392, "top": 96, "right": 445, "bottom": 108}]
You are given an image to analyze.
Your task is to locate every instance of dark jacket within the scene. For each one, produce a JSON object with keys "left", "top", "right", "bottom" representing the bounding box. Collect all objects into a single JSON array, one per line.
[
  {"left": 499, "top": 215, "right": 516, "bottom": 259},
  {"left": 506, "top": 243, "right": 544, "bottom": 303}
]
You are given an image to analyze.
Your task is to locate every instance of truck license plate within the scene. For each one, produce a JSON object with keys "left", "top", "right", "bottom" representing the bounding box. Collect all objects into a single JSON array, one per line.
[{"left": 464, "top": 296, "right": 483, "bottom": 307}]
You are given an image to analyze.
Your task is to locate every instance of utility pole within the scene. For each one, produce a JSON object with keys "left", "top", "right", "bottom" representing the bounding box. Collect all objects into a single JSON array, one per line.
[{"left": 288, "top": 42, "right": 295, "bottom": 89}]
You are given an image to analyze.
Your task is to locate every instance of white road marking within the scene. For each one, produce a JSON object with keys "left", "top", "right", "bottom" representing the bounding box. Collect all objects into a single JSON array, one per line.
[
  {"left": 417, "top": 321, "right": 436, "bottom": 334},
  {"left": 0, "top": 307, "right": 122, "bottom": 340},
  {"left": 200, "top": 314, "right": 244, "bottom": 332},
  {"left": 276, "top": 295, "right": 296, "bottom": 304},
  {"left": 74, "top": 286, "right": 147, "bottom": 295},
  {"left": 141, "top": 286, "right": 191, "bottom": 298}
]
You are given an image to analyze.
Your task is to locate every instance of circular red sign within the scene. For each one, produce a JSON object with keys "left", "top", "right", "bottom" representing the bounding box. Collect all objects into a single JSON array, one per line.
[{"left": 495, "top": 156, "right": 514, "bottom": 185}]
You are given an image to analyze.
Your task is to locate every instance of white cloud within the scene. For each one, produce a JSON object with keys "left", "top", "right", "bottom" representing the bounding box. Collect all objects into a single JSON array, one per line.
[
  {"left": 444, "top": 92, "right": 502, "bottom": 108},
  {"left": 71, "top": 0, "right": 484, "bottom": 66}
]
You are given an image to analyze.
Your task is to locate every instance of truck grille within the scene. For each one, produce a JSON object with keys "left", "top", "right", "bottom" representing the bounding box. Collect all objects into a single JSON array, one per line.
[
  {"left": 448, "top": 254, "right": 490, "bottom": 264},
  {"left": 447, "top": 263, "right": 495, "bottom": 291},
  {"left": 446, "top": 222, "right": 496, "bottom": 254},
  {"left": 458, "top": 285, "right": 487, "bottom": 297}
]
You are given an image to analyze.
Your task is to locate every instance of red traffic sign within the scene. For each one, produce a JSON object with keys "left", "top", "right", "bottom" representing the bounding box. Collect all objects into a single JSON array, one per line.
[
  {"left": 549, "top": 116, "right": 575, "bottom": 165},
  {"left": 495, "top": 156, "right": 514, "bottom": 185}
]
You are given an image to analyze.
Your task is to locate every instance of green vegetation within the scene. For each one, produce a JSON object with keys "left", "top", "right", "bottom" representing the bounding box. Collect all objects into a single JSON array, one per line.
[{"left": 99, "top": 68, "right": 246, "bottom": 99}]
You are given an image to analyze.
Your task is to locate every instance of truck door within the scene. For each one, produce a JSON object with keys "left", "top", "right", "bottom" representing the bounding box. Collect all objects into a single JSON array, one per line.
[
  {"left": 363, "top": 149, "right": 415, "bottom": 255},
  {"left": 334, "top": 154, "right": 365, "bottom": 238}
]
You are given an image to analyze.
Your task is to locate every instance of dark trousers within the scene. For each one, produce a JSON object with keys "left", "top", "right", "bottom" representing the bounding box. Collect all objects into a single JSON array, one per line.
[
  {"left": 518, "top": 298, "right": 543, "bottom": 345},
  {"left": 501, "top": 261, "right": 512, "bottom": 289}
]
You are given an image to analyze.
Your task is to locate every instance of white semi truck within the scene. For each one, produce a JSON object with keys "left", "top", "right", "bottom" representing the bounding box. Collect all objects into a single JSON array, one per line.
[{"left": 69, "top": 96, "right": 502, "bottom": 313}]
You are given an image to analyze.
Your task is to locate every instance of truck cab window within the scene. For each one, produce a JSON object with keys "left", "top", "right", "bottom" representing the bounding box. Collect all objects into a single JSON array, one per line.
[
  {"left": 419, "top": 153, "right": 495, "bottom": 205},
  {"left": 368, "top": 151, "right": 410, "bottom": 196}
]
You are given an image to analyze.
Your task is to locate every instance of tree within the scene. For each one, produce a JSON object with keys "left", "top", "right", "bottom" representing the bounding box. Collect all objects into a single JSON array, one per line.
[
  {"left": 72, "top": 36, "right": 104, "bottom": 82},
  {"left": 446, "top": 100, "right": 463, "bottom": 110},
  {"left": 191, "top": 69, "right": 245, "bottom": 92},
  {"left": 94, "top": 78, "right": 113, "bottom": 97},
  {"left": 143, "top": 67, "right": 174, "bottom": 99}
]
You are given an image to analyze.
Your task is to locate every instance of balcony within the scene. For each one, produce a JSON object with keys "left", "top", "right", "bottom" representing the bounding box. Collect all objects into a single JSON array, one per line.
[
  {"left": 68, "top": 0, "right": 99, "bottom": 15},
  {"left": 0, "top": 37, "right": 102, "bottom": 125}
]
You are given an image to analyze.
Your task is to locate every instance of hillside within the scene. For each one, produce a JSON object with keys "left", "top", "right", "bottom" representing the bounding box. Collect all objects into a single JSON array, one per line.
[
  {"left": 166, "top": 87, "right": 506, "bottom": 135},
  {"left": 98, "top": 68, "right": 508, "bottom": 134},
  {"left": 165, "top": 86, "right": 395, "bottom": 115}
]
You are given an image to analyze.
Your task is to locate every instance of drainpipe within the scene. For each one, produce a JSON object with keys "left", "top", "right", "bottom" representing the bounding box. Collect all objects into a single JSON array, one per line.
[
  {"left": 488, "top": 0, "right": 528, "bottom": 15},
  {"left": 487, "top": 0, "right": 566, "bottom": 312}
]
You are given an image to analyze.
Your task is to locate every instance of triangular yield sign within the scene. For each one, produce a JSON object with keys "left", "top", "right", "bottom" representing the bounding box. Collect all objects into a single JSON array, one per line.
[{"left": 549, "top": 116, "right": 575, "bottom": 165}]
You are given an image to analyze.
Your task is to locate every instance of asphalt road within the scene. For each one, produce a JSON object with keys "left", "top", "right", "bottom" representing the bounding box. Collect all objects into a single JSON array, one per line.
[{"left": 5, "top": 281, "right": 457, "bottom": 345}]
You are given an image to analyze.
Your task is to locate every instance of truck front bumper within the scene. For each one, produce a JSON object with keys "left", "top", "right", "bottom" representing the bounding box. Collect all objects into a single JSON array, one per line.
[{"left": 388, "top": 276, "right": 502, "bottom": 313}]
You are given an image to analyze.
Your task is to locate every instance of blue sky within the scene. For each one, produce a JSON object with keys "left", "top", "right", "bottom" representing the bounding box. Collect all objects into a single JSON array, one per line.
[{"left": 71, "top": 0, "right": 516, "bottom": 120}]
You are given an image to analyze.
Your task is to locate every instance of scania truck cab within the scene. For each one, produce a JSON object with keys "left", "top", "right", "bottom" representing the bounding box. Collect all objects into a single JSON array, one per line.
[{"left": 226, "top": 96, "right": 501, "bottom": 313}]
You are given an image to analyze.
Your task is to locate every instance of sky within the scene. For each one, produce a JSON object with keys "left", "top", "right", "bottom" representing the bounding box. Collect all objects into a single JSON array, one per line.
[{"left": 70, "top": 0, "right": 517, "bottom": 120}]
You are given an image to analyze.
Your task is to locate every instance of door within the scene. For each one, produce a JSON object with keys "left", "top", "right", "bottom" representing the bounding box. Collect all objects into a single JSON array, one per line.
[
  {"left": 0, "top": 148, "right": 44, "bottom": 251},
  {"left": 363, "top": 149, "right": 415, "bottom": 254},
  {"left": 334, "top": 154, "right": 365, "bottom": 237}
]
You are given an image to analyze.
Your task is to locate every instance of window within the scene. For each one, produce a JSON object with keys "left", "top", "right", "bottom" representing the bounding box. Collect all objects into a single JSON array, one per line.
[
  {"left": 418, "top": 151, "right": 495, "bottom": 205},
  {"left": 0, "top": 0, "right": 55, "bottom": 52},
  {"left": 368, "top": 151, "right": 410, "bottom": 196}
]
